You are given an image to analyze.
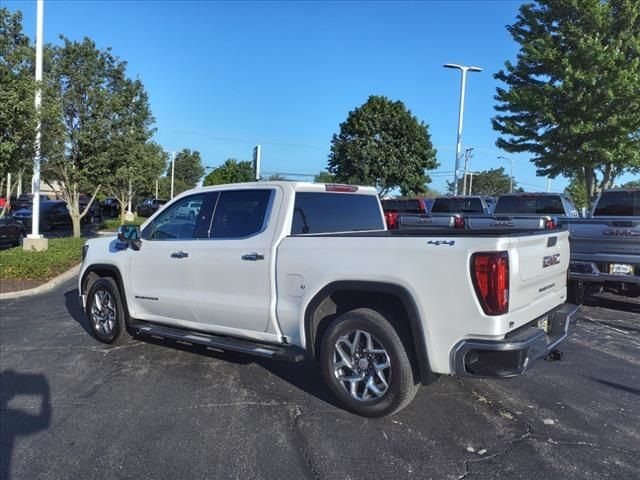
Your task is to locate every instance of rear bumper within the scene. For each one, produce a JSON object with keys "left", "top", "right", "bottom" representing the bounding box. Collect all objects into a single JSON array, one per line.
[
  {"left": 451, "top": 303, "right": 579, "bottom": 378},
  {"left": 568, "top": 260, "right": 640, "bottom": 285}
]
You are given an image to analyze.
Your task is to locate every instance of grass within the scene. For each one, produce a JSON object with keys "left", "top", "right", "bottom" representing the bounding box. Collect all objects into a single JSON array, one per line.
[
  {"left": 0, "top": 237, "right": 86, "bottom": 280},
  {"left": 100, "top": 216, "right": 147, "bottom": 231}
]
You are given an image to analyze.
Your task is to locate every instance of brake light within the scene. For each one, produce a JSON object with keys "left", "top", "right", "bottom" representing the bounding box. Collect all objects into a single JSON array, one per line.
[
  {"left": 545, "top": 218, "right": 556, "bottom": 230},
  {"left": 454, "top": 216, "right": 465, "bottom": 229},
  {"left": 471, "top": 252, "right": 509, "bottom": 315},
  {"left": 325, "top": 184, "right": 358, "bottom": 193},
  {"left": 385, "top": 211, "right": 399, "bottom": 229}
]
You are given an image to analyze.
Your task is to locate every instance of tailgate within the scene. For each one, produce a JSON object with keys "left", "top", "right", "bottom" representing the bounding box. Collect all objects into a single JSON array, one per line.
[
  {"left": 566, "top": 217, "right": 640, "bottom": 256},
  {"left": 466, "top": 215, "right": 547, "bottom": 230},
  {"left": 509, "top": 230, "right": 569, "bottom": 315},
  {"left": 398, "top": 214, "right": 456, "bottom": 229}
]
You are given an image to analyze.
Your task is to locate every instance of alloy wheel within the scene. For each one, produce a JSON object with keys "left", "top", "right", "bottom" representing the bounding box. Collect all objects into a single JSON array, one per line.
[{"left": 91, "top": 289, "right": 116, "bottom": 335}]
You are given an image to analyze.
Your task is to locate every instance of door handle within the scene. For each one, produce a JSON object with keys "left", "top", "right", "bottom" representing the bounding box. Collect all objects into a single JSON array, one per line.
[
  {"left": 171, "top": 251, "right": 189, "bottom": 259},
  {"left": 241, "top": 252, "right": 264, "bottom": 261}
]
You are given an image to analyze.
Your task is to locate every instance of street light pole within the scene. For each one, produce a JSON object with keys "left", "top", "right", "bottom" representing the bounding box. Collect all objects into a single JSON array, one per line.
[
  {"left": 462, "top": 147, "right": 473, "bottom": 196},
  {"left": 24, "top": 0, "right": 47, "bottom": 251},
  {"left": 170, "top": 151, "right": 176, "bottom": 199},
  {"left": 444, "top": 63, "right": 482, "bottom": 196},
  {"left": 498, "top": 156, "right": 514, "bottom": 193}
]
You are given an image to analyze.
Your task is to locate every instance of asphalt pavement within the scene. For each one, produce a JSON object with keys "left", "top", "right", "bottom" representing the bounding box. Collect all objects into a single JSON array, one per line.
[{"left": 1, "top": 281, "right": 638, "bottom": 480}]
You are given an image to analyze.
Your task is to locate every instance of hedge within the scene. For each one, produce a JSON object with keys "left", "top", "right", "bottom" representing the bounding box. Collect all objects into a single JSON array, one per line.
[{"left": 0, "top": 237, "right": 86, "bottom": 280}]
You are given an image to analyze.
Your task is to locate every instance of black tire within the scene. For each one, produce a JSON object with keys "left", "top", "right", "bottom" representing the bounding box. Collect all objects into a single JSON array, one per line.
[
  {"left": 15, "top": 231, "right": 25, "bottom": 247},
  {"left": 567, "top": 280, "right": 586, "bottom": 305},
  {"left": 86, "top": 277, "right": 127, "bottom": 344},
  {"left": 319, "top": 308, "right": 419, "bottom": 417}
]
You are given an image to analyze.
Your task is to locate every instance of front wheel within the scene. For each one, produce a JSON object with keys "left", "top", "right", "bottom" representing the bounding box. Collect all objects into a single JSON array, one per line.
[
  {"left": 86, "top": 277, "right": 127, "bottom": 344},
  {"left": 319, "top": 308, "right": 418, "bottom": 417}
]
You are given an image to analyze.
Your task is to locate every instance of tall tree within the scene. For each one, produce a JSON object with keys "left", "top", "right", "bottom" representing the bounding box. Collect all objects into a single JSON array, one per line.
[
  {"left": 447, "top": 167, "right": 516, "bottom": 196},
  {"left": 328, "top": 95, "right": 438, "bottom": 196},
  {"left": 169, "top": 149, "right": 204, "bottom": 188},
  {"left": 564, "top": 173, "right": 590, "bottom": 211},
  {"left": 43, "top": 37, "right": 155, "bottom": 237},
  {"left": 202, "top": 158, "right": 254, "bottom": 186},
  {"left": 621, "top": 179, "right": 640, "bottom": 189},
  {"left": 106, "top": 142, "right": 167, "bottom": 223},
  {"left": 314, "top": 170, "right": 336, "bottom": 183},
  {"left": 0, "top": 8, "right": 35, "bottom": 216},
  {"left": 493, "top": 0, "right": 640, "bottom": 203}
]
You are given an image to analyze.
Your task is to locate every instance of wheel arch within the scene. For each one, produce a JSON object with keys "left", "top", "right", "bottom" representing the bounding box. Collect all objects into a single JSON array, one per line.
[
  {"left": 304, "top": 281, "right": 434, "bottom": 384},
  {"left": 81, "top": 264, "right": 130, "bottom": 320}
]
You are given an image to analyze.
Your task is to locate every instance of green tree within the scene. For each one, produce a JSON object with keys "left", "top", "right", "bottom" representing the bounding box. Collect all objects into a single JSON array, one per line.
[
  {"left": 42, "top": 37, "right": 154, "bottom": 237},
  {"left": 0, "top": 8, "right": 35, "bottom": 217},
  {"left": 493, "top": 0, "right": 640, "bottom": 203},
  {"left": 564, "top": 174, "right": 590, "bottom": 211},
  {"left": 313, "top": 170, "right": 335, "bottom": 183},
  {"left": 169, "top": 149, "right": 205, "bottom": 188},
  {"left": 202, "top": 159, "right": 254, "bottom": 186},
  {"left": 328, "top": 95, "right": 438, "bottom": 196},
  {"left": 621, "top": 179, "right": 640, "bottom": 189},
  {"left": 266, "top": 173, "right": 286, "bottom": 181},
  {"left": 106, "top": 142, "right": 168, "bottom": 223},
  {"left": 447, "top": 167, "right": 515, "bottom": 196}
]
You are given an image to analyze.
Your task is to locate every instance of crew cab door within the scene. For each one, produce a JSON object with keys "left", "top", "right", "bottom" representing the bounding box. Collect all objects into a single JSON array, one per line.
[
  {"left": 127, "top": 192, "right": 216, "bottom": 323},
  {"left": 189, "top": 187, "right": 279, "bottom": 333}
]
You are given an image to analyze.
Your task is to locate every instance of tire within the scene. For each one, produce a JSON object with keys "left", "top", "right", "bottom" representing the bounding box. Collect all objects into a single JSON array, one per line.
[
  {"left": 567, "top": 280, "right": 585, "bottom": 306},
  {"left": 15, "top": 231, "right": 25, "bottom": 247},
  {"left": 319, "top": 308, "right": 419, "bottom": 417},
  {"left": 86, "top": 277, "right": 127, "bottom": 345}
]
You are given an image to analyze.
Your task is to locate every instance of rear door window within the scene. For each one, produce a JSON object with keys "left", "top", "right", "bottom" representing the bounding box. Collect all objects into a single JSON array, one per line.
[
  {"left": 210, "top": 189, "right": 273, "bottom": 239},
  {"left": 292, "top": 192, "right": 384, "bottom": 234},
  {"left": 593, "top": 191, "right": 640, "bottom": 216}
]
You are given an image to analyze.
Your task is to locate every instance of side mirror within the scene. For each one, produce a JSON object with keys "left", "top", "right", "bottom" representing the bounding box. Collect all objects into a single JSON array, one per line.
[{"left": 117, "top": 225, "right": 141, "bottom": 250}]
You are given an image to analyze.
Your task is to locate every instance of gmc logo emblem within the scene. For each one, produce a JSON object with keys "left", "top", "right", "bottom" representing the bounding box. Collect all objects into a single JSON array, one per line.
[
  {"left": 603, "top": 229, "right": 639, "bottom": 237},
  {"left": 542, "top": 253, "right": 561, "bottom": 268}
]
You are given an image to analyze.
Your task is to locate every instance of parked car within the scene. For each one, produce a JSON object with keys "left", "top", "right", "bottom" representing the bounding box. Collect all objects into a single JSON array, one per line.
[
  {"left": 80, "top": 181, "right": 577, "bottom": 417},
  {"left": 381, "top": 198, "right": 433, "bottom": 229},
  {"left": 396, "top": 195, "right": 489, "bottom": 230},
  {"left": 0, "top": 216, "right": 26, "bottom": 248},
  {"left": 101, "top": 197, "right": 120, "bottom": 218},
  {"left": 558, "top": 189, "right": 640, "bottom": 304},
  {"left": 175, "top": 199, "right": 203, "bottom": 219},
  {"left": 12, "top": 200, "right": 72, "bottom": 231},
  {"left": 136, "top": 198, "right": 167, "bottom": 218},
  {"left": 11, "top": 193, "right": 53, "bottom": 212},
  {"left": 465, "top": 192, "right": 580, "bottom": 230},
  {"left": 77, "top": 195, "right": 102, "bottom": 224}
]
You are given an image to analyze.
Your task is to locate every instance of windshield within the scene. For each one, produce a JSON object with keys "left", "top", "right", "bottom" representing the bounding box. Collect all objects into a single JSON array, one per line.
[
  {"left": 494, "top": 195, "right": 564, "bottom": 214},
  {"left": 593, "top": 191, "right": 640, "bottom": 216},
  {"left": 431, "top": 197, "right": 484, "bottom": 214}
]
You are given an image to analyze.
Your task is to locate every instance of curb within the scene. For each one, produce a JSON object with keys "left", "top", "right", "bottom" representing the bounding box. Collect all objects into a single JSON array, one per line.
[{"left": 0, "top": 264, "right": 81, "bottom": 301}]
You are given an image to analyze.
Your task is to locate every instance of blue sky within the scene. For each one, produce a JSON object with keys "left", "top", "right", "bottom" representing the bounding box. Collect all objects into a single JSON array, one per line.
[{"left": 6, "top": 0, "right": 635, "bottom": 193}]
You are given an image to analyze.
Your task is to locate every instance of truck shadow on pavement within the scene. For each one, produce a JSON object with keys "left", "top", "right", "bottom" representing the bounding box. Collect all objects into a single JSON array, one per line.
[
  {"left": 584, "top": 294, "right": 640, "bottom": 314},
  {"left": 63, "top": 288, "right": 338, "bottom": 409},
  {"left": 0, "top": 370, "right": 52, "bottom": 480}
]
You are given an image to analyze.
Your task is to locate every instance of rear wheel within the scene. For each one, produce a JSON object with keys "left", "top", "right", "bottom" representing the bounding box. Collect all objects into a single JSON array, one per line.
[
  {"left": 15, "top": 231, "right": 25, "bottom": 247},
  {"left": 319, "top": 308, "right": 418, "bottom": 417},
  {"left": 86, "top": 277, "right": 127, "bottom": 344}
]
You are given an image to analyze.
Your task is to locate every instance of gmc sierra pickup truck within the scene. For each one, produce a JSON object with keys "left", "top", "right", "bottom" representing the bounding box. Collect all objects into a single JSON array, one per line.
[
  {"left": 558, "top": 189, "right": 640, "bottom": 304},
  {"left": 79, "top": 182, "right": 577, "bottom": 417},
  {"left": 466, "top": 192, "right": 580, "bottom": 230},
  {"left": 397, "top": 195, "right": 489, "bottom": 230}
]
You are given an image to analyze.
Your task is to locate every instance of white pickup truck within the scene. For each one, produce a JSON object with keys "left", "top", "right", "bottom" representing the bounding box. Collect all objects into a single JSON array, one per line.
[{"left": 79, "top": 182, "right": 577, "bottom": 417}]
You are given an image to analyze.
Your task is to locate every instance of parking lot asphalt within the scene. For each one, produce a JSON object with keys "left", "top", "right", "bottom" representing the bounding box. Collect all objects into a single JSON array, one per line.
[{"left": 1, "top": 281, "right": 638, "bottom": 480}]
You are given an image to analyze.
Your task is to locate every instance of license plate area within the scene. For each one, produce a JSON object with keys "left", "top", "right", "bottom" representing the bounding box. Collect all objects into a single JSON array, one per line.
[
  {"left": 609, "top": 263, "right": 634, "bottom": 276},
  {"left": 536, "top": 315, "right": 550, "bottom": 333}
]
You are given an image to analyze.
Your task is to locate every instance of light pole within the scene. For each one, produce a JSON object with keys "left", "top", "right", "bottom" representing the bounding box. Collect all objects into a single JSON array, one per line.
[
  {"left": 24, "top": 0, "right": 47, "bottom": 251},
  {"left": 170, "top": 151, "right": 176, "bottom": 199},
  {"left": 498, "top": 156, "right": 514, "bottom": 193},
  {"left": 444, "top": 63, "right": 482, "bottom": 196}
]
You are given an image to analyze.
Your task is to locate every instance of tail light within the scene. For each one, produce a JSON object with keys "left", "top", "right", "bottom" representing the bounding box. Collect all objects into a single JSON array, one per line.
[
  {"left": 385, "top": 211, "right": 399, "bottom": 229},
  {"left": 325, "top": 184, "right": 358, "bottom": 193},
  {"left": 471, "top": 252, "right": 509, "bottom": 315},
  {"left": 545, "top": 218, "right": 556, "bottom": 230},
  {"left": 454, "top": 216, "right": 465, "bottom": 229}
]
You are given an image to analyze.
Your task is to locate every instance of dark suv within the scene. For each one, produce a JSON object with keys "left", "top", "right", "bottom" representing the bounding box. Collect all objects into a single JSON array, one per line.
[{"left": 136, "top": 198, "right": 167, "bottom": 218}]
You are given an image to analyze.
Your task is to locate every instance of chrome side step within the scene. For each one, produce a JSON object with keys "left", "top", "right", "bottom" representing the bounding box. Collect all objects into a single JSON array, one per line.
[{"left": 133, "top": 323, "right": 305, "bottom": 363}]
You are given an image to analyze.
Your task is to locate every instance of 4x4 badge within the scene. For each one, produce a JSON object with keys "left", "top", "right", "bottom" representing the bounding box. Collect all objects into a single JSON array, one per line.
[{"left": 427, "top": 240, "right": 455, "bottom": 246}]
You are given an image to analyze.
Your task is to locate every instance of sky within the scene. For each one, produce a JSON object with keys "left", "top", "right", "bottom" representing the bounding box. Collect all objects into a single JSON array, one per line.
[{"left": 5, "top": 0, "right": 636, "bottom": 193}]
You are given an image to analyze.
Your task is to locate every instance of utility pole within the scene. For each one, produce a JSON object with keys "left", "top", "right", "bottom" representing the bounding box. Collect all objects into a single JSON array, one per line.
[
  {"left": 170, "top": 151, "right": 176, "bottom": 199},
  {"left": 253, "top": 145, "right": 262, "bottom": 181},
  {"left": 24, "top": 0, "right": 47, "bottom": 251},
  {"left": 498, "top": 156, "right": 514, "bottom": 193},
  {"left": 461, "top": 148, "right": 473, "bottom": 196},
  {"left": 444, "top": 63, "right": 482, "bottom": 195}
]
